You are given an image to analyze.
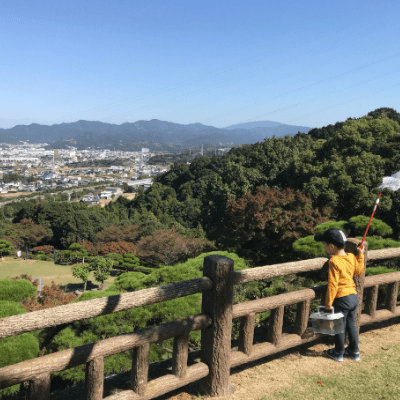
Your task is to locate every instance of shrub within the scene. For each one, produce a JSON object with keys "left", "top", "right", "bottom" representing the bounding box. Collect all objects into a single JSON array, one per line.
[
  {"left": 293, "top": 217, "right": 399, "bottom": 258},
  {"left": 0, "top": 300, "right": 27, "bottom": 319},
  {"left": 0, "top": 333, "right": 39, "bottom": 368},
  {"left": 0, "top": 299, "right": 39, "bottom": 398},
  {"left": 31, "top": 245, "right": 54, "bottom": 255},
  {"left": 11, "top": 274, "right": 40, "bottom": 287},
  {"left": 0, "top": 239, "right": 14, "bottom": 256},
  {"left": 313, "top": 220, "right": 348, "bottom": 235},
  {"left": 33, "top": 250, "right": 53, "bottom": 261},
  {"left": 293, "top": 235, "right": 325, "bottom": 257},
  {"left": 106, "top": 253, "right": 123, "bottom": 265},
  {"left": 20, "top": 281, "right": 78, "bottom": 312},
  {"left": 348, "top": 216, "right": 393, "bottom": 237},
  {"left": 355, "top": 236, "right": 400, "bottom": 250},
  {"left": 119, "top": 253, "right": 152, "bottom": 274},
  {"left": 365, "top": 266, "right": 397, "bottom": 277},
  {"left": 0, "top": 279, "right": 37, "bottom": 302}
]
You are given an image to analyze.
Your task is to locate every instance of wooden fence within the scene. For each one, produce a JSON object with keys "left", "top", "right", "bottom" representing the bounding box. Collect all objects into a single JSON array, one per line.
[{"left": 1, "top": 239, "right": 400, "bottom": 399}]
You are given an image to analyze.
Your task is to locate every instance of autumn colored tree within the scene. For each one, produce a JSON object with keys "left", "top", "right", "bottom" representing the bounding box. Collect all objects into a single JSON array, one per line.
[
  {"left": 2, "top": 219, "right": 49, "bottom": 249},
  {"left": 77, "top": 238, "right": 96, "bottom": 255},
  {"left": 210, "top": 187, "right": 329, "bottom": 265},
  {"left": 136, "top": 228, "right": 216, "bottom": 267},
  {"left": 31, "top": 245, "right": 54, "bottom": 255},
  {"left": 95, "top": 224, "right": 142, "bottom": 245},
  {"left": 98, "top": 240, "right": 137, "bottom": 255}
]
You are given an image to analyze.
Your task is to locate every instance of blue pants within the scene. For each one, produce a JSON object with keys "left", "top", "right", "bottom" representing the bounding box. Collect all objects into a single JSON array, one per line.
[{"left": 332, "top": 294, "right": 359, "bottom": 355}]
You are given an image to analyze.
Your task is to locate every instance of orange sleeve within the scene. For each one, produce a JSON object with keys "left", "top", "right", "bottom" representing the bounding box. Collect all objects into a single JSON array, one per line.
[
  {"left": 326, "top": 260, "right": 340, "bottom": 307},
  {"left": 355, "top": 254, "right": 365, "bottom": 276}
]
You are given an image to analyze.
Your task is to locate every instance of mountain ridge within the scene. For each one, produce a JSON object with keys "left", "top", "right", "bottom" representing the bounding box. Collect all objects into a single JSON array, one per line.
[{"left": 0, "top": 119, "right": 313, "bottom": 151}]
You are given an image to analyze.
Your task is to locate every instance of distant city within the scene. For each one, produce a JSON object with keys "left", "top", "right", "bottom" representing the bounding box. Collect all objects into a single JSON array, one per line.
[
  {"left": 0, "top": 142, "right": 233, "bottom": 205},
  {"left": 0, "top": 143, "right": 161, "bottom": 200}
]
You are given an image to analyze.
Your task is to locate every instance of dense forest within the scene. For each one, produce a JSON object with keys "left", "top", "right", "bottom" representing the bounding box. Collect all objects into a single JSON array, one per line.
[
  {"left": 2, "top": 107, "right": 400, "bottom": 398},
  {"left": 1, "top": 107, "right": 400, "bottom": 265}
]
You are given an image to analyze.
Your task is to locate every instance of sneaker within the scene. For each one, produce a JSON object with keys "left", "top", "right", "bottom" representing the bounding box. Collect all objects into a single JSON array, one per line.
[
  {"left": 344, "top": 348, "right": 360, "bottom": 361},
  {"left": 326, "top": 348, "right": 343, "bottom": 362}
]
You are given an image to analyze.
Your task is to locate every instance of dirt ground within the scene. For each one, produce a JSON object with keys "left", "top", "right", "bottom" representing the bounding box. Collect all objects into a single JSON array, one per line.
[
  {"left": 0, "top": 192, "right": 27, "bottom": 198},
  {"left": 163, "top": 318, "right": 400, "bottom": 400},
  {"left": 99, "top": 193, "right": 136, "bottom": 207}
]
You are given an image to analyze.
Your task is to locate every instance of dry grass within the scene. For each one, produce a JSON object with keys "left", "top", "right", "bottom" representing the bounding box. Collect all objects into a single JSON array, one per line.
[
  {"left": 217, "top": 321, "right": 400, "bottom": 400},
  {"left": 0, "top": 192, "right": 27, "bottom": 198},
  {"left": 121, "top": 193, "right": 136, "bottom": 200},
  {"left": 99, "top": 193, "right": 136, "bottom": 207},
  {"left": 162, "top": 319, "right": 400, "bottom": 400}
]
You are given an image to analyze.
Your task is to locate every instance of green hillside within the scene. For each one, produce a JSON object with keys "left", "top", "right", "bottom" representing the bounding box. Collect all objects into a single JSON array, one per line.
[
  {"left": 2, "top": 107, "right": 400, "bottom": 266},
  {"left": 119, "top": 107, "right": 400, "bottom": 263}
]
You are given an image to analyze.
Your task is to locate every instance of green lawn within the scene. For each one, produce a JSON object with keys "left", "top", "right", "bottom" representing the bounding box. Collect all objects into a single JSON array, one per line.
[{"left": 0, "top": 257, "right": 116, "bottom": 288}]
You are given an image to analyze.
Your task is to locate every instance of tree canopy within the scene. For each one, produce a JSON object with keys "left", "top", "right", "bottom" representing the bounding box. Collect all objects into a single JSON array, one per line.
[{"left": 1, "top": 108, "right": 400, "bottom": 266}]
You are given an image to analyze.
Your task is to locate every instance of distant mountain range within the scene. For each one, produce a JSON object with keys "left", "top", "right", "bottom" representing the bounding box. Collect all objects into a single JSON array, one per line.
[{"left": 0, "top": 120, "right": 313, "bottom": 151}]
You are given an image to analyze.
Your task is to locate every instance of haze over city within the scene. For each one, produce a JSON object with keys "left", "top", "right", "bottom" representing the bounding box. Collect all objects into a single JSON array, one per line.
[{"left": 1, "top": 0, "right": 399, "bottom": 130}]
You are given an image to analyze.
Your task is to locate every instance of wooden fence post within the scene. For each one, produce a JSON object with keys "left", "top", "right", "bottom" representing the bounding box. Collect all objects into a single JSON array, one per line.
[
  {"left": 386, "top": 282, "right": 399, "bottom": 313},
  {"left": 85, "top": 356, "right": 104, "bottom": 400},
  {"left": 294, "top": 299, "right": 310, "bottom": 336},
  {"left": 28, "top": 373, "right": 51, "bottom": 400},
  {"left": 345, "top": 238, "right": 368, "bottom": 331},
  {"left": 200, "top": 255, "right": 234, "bottom": 397},
  {"left": 268, "top": 305, "right": 284, "bottom": 346},
  {"left": 365, "top": 285, "right": 379, "bottom": 317},
  {"left": 172, "top": 333, "right": 189, "bottom": 378},
  {"left": 131, "top": 343, "right": 150, "bottom": 396},
  {"left": 238, "top": 313, "right": 255, "bottom": 356}
]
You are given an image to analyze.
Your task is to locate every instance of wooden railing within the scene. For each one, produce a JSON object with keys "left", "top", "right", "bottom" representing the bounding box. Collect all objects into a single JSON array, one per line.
[{"left": 1, "top": 240, "right": 400, "bottom": 399}]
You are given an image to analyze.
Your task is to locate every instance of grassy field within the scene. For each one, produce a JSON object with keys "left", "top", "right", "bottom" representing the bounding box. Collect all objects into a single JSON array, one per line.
[{"left": 0, "top": 257, "right": 116, "bottom": 288}]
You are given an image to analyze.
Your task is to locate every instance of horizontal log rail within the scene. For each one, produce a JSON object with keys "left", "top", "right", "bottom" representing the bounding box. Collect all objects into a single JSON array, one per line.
[
  {"left": 230, "top": 331, "right": 319, "bottom": 369},
  {"left": 364, "top": 271, "right": 400, "bottom": 287},
  {"left": 103, "top": 363, "right": 209, "bottom": 400},
  {"left": 367, "top": 247, "right": 400, "bottom": 260},
  {"left": 232, "top": 289, "right": 316, "bottom": 319},
  {"left": 0, "top": 277, "right": 212, "bottom": 339},
  {"left": 233, "top": 257, "right": 328, "bottom": 285},
  {"left": 360, "top": 306, "right": 400, "bottom": 326},
  {"left": 0, "top": 314, "right": 211, "bottom": 390}
]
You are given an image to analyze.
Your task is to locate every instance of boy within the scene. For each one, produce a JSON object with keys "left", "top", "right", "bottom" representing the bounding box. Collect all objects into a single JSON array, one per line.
[{"left": 314, "top": 228, "right": 365, "bottom": 361}]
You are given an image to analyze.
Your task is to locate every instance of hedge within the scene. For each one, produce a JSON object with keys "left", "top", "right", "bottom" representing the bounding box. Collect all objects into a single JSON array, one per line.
[
  {"left": 0, "top": 299, "right": 39, "bottom": 398},
  {"left": 0, "top": 279, "right": 37, "bottom": 302}
]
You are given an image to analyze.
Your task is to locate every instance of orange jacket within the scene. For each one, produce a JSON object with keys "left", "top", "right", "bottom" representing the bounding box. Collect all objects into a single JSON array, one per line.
[{"left": 326, "top": 253, "right": 365, "bottom": 307}]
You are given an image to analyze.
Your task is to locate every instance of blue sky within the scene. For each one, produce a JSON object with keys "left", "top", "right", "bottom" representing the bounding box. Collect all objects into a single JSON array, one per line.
[{"left": 1, "top": 0, "right": 399, "bottom": 130}]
